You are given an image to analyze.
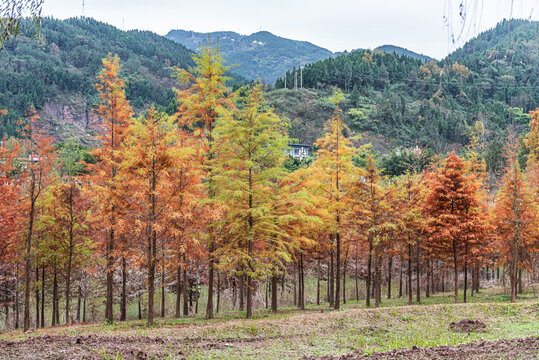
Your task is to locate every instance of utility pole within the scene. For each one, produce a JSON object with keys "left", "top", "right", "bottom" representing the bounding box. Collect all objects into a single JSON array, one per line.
[
  {"left": 294, "top": 69, "right": 298, "bottom": 90},
  {"left": 300, "top": 66, "right": 303, "bottom": 89},
  {"left": 284, "top": 74, "right": 287, "bottom": 89}
]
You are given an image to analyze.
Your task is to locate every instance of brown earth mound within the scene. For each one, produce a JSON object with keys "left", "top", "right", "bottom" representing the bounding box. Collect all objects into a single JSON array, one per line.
[
  {"left": 449, "top": 319, "right": 487, "bottom": 333},
  {"left": 301, "top": 337, "right": 539, "bottom": 360}
]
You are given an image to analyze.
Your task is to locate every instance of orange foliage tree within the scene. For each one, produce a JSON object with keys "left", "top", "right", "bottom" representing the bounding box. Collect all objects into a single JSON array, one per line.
[
  {"left": 494, "top": 133, "right": 539, "bottom": 302},
  {"left": 18, "top": 108, "right": 58, "bottom": 331},
  {"left": 85, "top": 54, "right": 134, "bottom": 323},
  {"left": 423, "top": 153, "right": 485, "bottom": 303},
  {"left": 309, "top": 90, "right": 356, "bottom": 310}
]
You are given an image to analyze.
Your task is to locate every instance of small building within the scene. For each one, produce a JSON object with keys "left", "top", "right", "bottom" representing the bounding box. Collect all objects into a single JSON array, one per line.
[{"left": 287, "top": 144, "right": 311, "bottom": 160}]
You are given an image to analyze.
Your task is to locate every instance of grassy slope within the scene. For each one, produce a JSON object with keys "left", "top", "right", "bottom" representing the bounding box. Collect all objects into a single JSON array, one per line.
[{"left": 1, "top": 287, "right": 538, "bottom": 359}]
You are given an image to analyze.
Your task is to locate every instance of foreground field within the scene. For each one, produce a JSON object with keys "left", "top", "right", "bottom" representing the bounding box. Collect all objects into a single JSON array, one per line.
[{"left": 0, "top": 288, "right": 538, "bottom": 359}]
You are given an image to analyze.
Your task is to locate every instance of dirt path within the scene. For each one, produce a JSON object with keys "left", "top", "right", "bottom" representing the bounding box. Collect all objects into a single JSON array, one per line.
[
  {"left": 303, "top": 337, "right": 539, "bottom": 360},
  {"left": 1, "top": 335, "right": 538, "bottom": 359}
]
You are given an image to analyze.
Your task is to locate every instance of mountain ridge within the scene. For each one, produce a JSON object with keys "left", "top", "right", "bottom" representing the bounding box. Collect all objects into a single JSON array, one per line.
[{"left": 166, "top": 28, "right": 333, "bottom": 82}]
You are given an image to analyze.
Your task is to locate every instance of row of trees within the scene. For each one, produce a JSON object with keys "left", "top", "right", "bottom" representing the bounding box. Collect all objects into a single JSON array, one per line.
[{"left": 1, "top": 48, "right": 538, "bottom": 332}]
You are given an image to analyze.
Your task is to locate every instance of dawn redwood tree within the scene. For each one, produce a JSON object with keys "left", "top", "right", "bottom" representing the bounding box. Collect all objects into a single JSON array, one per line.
[
  {"left": 395, "top": 173, "right": 424, "bottom": 305},
  {"left": 121, "top": 106, "right": 184, "bottom": 326},
  {"left": 19, "top": 108, "right": 57, "bottom": 331},
  {"left": 85, "top": 54, "right": 134, "bottom": 323},
  {"left": 0, "top": 122, "right": 23, "bottom": 321},
  {"left": 38, "top": 181, "right": 92, "bottom": 324},
  {"left": 213, "top": 85, "right": 289, "bottom": 318},
  {"left": 463, "top": 122, "right": 491, "bottom": 300},
  {"left": 310, "top": 90, "right": 356, "bottom": 310},
  {"left": 175, "top": 46, "right": 230, "bottom": 320},
  {"left": 278, "top": 166, "right": 322, "bottom": 311},
  {"left": 494, "top": 134, "right": 539, "bottom": 302},
  {"left": 353, "top": 154, "right": 398, "bottom": 307},
  {"left": 170, "top": 104, "right": 204, "bottom": 318},
  {"left": 423, "top": 154, "right": 483, "bottom": 304}
]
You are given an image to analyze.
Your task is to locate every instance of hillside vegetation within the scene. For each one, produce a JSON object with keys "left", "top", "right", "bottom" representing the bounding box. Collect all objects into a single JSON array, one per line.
[
  {"left": 166, "top": 29, "right": 334, "bottom": 83},
  {"left": 275, "top": 19, "right": 539, "bottom": 159},
  {"left": 0, "top": 17, "right": 195, "bottom": 141}
]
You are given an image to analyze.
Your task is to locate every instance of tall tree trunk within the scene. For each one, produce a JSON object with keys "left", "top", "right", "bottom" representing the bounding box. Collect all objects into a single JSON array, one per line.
[
  {"left": 206, "top": 238, "right": 214, "bottom": 319},
  {"left": 182, "top": 256, "right": 188, "bottom": 316},
  {"left": 366, "top": 238, "right": 373, "bottom": 307},
  {"left": 316, "top": 258, "right": 321, "bottom": 306},
  {"left": 355, "top": 250, "right": 359, "bottom": 301},
  {"left": 15, "top": 263, "right": 19, "bottom": 329},
  {"left": 271, "top": 275, "right": 278, "bottom": 312},
  {"left": 293, "top": 262, "right": 297, "bottom": 306},
  {"left": 105, "top": 228, "right": 114, "bottom": 323},
  {"left": 326, "top": 258, "right": 330, "bottom": 304},
  {"left": 82, "top": 295, "right": 86, "bottom": 323},
  {"left": 23, "top": 177, "right": 36, "bottom": 332},
  {"left": 299, "top": 253, "right": 305, "bottom": 310},
  {"left": 120, "top": 255, "right": 127, "bottom": 321},
  {"left": 160, "top": 255, "right": 165, "bottom": 318},
  {"left": 265, "top": 276, "right": 269, "bottom": 309},
  {"left": 399, "top": 256, "right": 403, "bottom": 298},
  {"left": 471, "top": 267, "right": 475, "bottom": 297},
  {"left": 175, "top": 263, "right": 181, "bottom": 318},
  {"left": 52, "top": 262, "right": 58, "bottom": 327},
  {"left": 147, "top": 166, "right": 158, "bottom": 326},
  {"left": 453, "top": 239, "right": 459, "bottom": 303},
  {"left": 425, "top": 258, "right": 430, "bottom": 298},
  {"left": 35, "top": 266, "right": 40, "bottom": 329},
  {"left": 335, "top": 231, "right": 341, "bottom": 310},
  {"left": 463, "top": 243, "right": 468, "bottom": 303},
  {"left": 147, "top": 228, "right": 157, "bottom": 326},
  {"left": 138, "top": 294, "right": 142, "bottom": 320},
  {"left": 518, "top": 268, "right": 523, "bottom": 294},
  {"left": 216, "top": 273, "right": 221, "bottom": 313},
  {"left": 387, "top": 255, "right": 392, "bottom": 299},
  {"left": 374, "top": 249, "right": 381, "bottom": 308},
  {"left": 342, "top": 257, "right": 347, "bottom": 304},
  {"left": 41, "top": 266, "right": 45, "bottom": 328},
  {"left": 329, "top": 246, "right": 334, "bottom": 307},
  {"left": 65, "top": 186, "right": 74, "bottom": 325},
  {"left": 408, "top": 243, "right": 412, "bottom": 305},
  {"left": 416, "top": 244, "right": 420, "bottom": 303}
]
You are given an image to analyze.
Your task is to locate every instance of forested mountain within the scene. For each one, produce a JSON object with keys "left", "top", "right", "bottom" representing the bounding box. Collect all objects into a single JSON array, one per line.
[
  {"left": 0, "top": 17, "right": 196, "bottom": 142},
  {"left": 376, "top": 44, "right": 434, "bottom": 62},
  {"left": 166, "top": 29, "right": 334, "bottom": 82},
  {"left": 274, "top": 19, "right": 539, "bottom": 164}
]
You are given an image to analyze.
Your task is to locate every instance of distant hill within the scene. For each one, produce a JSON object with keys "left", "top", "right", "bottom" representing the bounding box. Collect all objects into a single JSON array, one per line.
[
  {"left": 166, "top": 29, "right": 334, "bottom": 82},
  {"left": 376, "top": 44, "right": 435, "bottom": 62},
  {"left": 0, "top": 18, "right": 198, "bottom": 141},
  {"left": 272, "top": 19, "right": 539, "bottom": 162}
]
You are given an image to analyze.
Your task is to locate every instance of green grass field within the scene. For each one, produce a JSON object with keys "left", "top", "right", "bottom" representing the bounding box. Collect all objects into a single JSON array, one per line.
[{"left": 1, "top": 286, "right": 538, "bottom": 359}]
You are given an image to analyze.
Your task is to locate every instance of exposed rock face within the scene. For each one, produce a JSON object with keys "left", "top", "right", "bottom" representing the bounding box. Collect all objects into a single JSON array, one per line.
[{"left": 38, "top": 95, "right": 99, "bottom": 145}]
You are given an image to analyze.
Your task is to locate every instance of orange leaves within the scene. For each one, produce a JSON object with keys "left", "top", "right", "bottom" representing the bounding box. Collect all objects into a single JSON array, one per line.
[
  {"left": 85, "top": 54, "right": 134, "bottom": 236},
  {"left": 423, "top": 153, "right": 490, "bottom": 269}
]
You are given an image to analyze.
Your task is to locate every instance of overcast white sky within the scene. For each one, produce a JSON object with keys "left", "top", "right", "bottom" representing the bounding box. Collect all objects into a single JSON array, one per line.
[{"left": 41, "top": 0, "right": 539, "bottom": 59}]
